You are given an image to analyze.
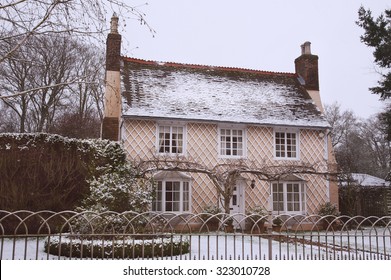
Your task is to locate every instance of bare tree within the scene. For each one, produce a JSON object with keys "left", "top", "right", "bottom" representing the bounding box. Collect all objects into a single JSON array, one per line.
[
  {"left": 324, "top": 102, "right": 358, "bottom": 148},
  {"left": 29, "top": 35, "right": 80, "bottom": 132},
  {"left": 325, "top": 102, "right": 391, "bottom": 178},
  {"left": 135, "top": 155, "right": 334, "bottom": 216},
  {"left": 69, "top": 46, "right": 105, "bottom": 122},
  {"left": 0, "top": 0, "right": 153, "bottom": 64},
  {"left": 0, "top": 35, "right": 76, "bottom": 132},
  {"left": 0, "top": 33, "right": 106, "bottom": 135},
  {"left": 0, "top": 103, "right": 18, "bottom": 132},
  {"left": 0, "top": 0, "right": 154, "bottom": 104},
  {"left": 360, "top": 117, "right": 391, "bottom": 178},
  {"left": 0, "top": 35, "right": 36, "bottom": 132}
]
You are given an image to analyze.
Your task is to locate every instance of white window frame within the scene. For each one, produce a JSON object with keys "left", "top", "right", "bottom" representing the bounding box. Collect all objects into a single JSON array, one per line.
[
  {"left": 218, "top": 125, "right": 247, "bottom": 158},
  {"left": 156, "top": 123, "right": 186, "bottom": 155},
  {"left": 271, "top": 181, "right": 306, "bottom": 214},
  {"left": 274, "top": 128, "right": 299, "bottom": 160},
  {"left": 152, "top": 172, "right": 191, "bottom": 213}
]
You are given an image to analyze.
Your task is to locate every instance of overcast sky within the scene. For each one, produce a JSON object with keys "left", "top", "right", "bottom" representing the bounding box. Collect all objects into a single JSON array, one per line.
[{"left": 121, "top": 0, "right": 390, "bottom": 119}]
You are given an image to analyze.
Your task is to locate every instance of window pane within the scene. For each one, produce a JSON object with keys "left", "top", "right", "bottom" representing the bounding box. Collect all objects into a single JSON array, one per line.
[
  {"left": 183, "top": 182, "right": 189, "bottom": 211},
  {"left": 164, "top": 182, "right": 172, "bottom": 211},
  {"left": 286, "top": 133, "right": 296, "bottom": 158},
  {"left": 152, "top": 182, "right": 163, "bottom": 211},
  {"left": 232, "top": 195, "right": 237, "bottom": 206},
  {"left": 272, "top": 183, "right": 284, "bottom": 211},
  {"left": 287, "top": 183, "right": 301, "bottom": 212},
  {"left": 275, "top": 132, "right": 286, "bottom": 158}
]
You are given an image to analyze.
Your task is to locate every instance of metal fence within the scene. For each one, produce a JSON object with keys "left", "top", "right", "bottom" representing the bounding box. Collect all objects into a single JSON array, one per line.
[{"left": 1, "top": 210, "right": 390, "bottom": 260}]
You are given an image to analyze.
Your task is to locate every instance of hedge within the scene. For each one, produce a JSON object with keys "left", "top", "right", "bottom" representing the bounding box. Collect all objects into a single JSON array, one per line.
[
  {"left": 339, "top": 185, "right": 390, "bottom": 217},
  {"left": 0, "top": 133, "right": 125, "bottom": 212},
  {"left": 44, "top": 235, "right": 190, "bottom": 259}
]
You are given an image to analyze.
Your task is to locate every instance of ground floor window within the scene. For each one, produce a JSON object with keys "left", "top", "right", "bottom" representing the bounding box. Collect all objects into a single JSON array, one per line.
[
  {"left": 152, "top": 180, "right": 190, "bottom": 212},
  {"left": 271, "top": 182, "right": 306, "bottom": 213}
]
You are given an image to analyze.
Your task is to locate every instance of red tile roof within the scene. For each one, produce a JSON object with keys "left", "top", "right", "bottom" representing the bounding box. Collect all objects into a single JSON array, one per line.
[
  {"left": 122, "top": 56, "right": 297, "bottom": 78},
  {"left": 120, "top": 56, "right": 329, "bottom": 128}
]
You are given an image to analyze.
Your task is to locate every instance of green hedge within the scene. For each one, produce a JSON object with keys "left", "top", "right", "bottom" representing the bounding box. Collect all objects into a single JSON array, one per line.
[
  {"left": 339, "top": 185, "right": 390, "bottom": 217},
  {"left": 0, "top": 133, "right": 125, "bottom": 212},
  {"left": 44, "top": 236, "right": 190, "bottom": 259}
]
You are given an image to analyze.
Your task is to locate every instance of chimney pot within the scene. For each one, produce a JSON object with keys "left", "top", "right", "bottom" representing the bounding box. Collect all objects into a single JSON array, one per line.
[
  {"left": 301, "top": 41, "right": 312, "bottom": 55},
  {"left": 110, "top": 13, "right": 119, "bottom": 34}
]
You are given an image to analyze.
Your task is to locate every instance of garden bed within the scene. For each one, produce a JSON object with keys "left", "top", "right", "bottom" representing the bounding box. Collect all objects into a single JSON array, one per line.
[{"left": 44, "top": 235, "right": 190, "bottom": 259}]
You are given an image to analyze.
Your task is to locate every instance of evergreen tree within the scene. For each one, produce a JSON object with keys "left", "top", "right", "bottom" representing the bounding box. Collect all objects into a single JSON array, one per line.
[
  {"left": 357, "top": 6, "right": 391, "bottom": 139},
  {"left": 357, "top": 6, "right": 391, "bottom": 98}
]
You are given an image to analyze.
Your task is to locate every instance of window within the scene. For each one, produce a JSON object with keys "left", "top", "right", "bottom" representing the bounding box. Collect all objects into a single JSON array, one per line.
[
  {"left": 152, "top": 180, "right": 190, "bottom": 212},
  {"left": 158, "top": 125, "right": 185, "bottom": 154},
  {"left": 275, "top": 131, "right": 298, "bottom": 159},
  {"left": 219, "top": 128, "right": 245, "bottom": 157},
  {"left": 271, "top": 182, "right": 306, "bottom": 213}
]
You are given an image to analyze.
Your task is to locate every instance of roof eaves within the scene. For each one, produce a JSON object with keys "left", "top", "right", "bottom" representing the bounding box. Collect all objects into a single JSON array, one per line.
[{"left": 121, "top": 114, "right": 331, "bottom": 129}]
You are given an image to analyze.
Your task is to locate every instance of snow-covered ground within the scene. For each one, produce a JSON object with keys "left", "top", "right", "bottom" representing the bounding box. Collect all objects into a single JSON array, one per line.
[{"left": 1, "top": 229, "right": 390, "bottom": 260}]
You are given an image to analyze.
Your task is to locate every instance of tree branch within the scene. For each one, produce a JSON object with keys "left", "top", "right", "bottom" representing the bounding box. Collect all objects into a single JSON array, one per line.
[{"left": 0, "top": 78, "right": 98, "bottom": 99}]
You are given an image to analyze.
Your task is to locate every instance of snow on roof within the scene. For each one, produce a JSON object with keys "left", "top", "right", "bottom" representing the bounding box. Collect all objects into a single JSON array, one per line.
[
  {"left": 344, "top": 173, "right": 390, "bottom": 187},
  {"left": 121, "top": 57, "right": 330, "bottom": 128}
]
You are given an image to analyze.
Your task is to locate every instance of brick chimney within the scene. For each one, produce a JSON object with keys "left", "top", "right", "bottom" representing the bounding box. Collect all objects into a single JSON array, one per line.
[
  {"left": 295, "top": 41, "right": 324, "bottom": 112},
  {"left": 101, "top": 13, "right": 122, "bottom": 141},
  {"left": 295, "top": 41, "right": 319, "bottom": 91}
]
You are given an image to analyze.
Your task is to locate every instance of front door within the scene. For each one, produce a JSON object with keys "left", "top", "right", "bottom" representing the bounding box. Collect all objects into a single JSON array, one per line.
[{"left": 229, "top": 181, "right": 245, "bottom": 228}]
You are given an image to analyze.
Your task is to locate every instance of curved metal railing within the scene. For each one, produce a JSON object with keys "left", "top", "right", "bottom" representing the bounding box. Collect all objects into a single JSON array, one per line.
[{"left": 1, "top": 210, "right": 390, "bottom": 260}]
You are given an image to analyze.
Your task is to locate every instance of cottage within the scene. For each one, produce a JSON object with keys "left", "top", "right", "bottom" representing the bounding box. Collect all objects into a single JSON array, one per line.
[{"left": 101, "top": 15, "right": 338, "bottom": 220}]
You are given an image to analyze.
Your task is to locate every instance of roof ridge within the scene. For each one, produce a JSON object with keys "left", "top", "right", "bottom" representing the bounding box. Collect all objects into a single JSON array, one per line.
[{"left": 121, "top": 56, "right": 296, "bottom": 77}]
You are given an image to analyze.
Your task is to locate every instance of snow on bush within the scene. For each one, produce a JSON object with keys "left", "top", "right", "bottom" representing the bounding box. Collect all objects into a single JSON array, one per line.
[
  {"left": 44, "top": 234, "right": 190, "bottom": 259},
  {"left": 70, "top": 162, "right": 154, "bottom": 235},
  {"left": 81, "top": 163, "right": 152, "bottom": 213}
]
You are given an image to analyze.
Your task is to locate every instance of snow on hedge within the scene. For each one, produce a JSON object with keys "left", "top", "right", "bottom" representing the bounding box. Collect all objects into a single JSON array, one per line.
[
  {"left": 44, "top": 234, "right": 190, "bottom": 258},
  {"left": 0, "top": 132, "right": 125, "bottom": 162},
  {"left": 0, "top": 133, "right": 145, "bottom": 211}
]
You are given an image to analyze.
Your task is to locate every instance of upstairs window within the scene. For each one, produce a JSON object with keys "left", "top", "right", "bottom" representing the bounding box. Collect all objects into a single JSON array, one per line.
[
  {"left": 219, "top": 127, "right": 246, "bottom": 158},
  {"left": 157, "top": 125, "right": 185, "bottom": 155},
  {"left": 274, "top": 130, "right": 298, "bottom": 159}
]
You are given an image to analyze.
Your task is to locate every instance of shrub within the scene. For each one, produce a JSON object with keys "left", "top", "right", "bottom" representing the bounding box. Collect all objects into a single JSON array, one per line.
[
  {"left": 202, "top": 204, "right": 222, "bottom": 215},
  {"left": 272, "top": 217, "right": 283, "bottom": 227},
  {"left": 246, "top": 206, "right": 267, "bottom": 228},
  {"left": 71, "top": 158, "right": 155, "bottom": 235},
  {"left": 79, "top": 163, "right": 152, "bottom": 213},
  {"left": 339, "top": 185, "right": 389, "bottom": 217},
  {"left": 200, "top": 204, "right": 222, "bottom": 221},
  {"left": 317, "top": 202, "right": 340, "bottom": 217},
  {"left": 246, "top": 206, "right": 267, "bottom": 220},
  {"left": 317, "top": 202, "right": 341, "bottom": 230}
]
